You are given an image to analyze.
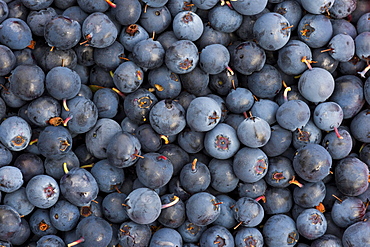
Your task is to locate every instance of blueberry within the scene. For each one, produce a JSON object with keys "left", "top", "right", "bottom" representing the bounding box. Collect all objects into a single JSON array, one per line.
[
  {"left": 350, "top": 109, "right": 370, "bottom": 143},
  {"left": 231, "top": 41, "right": 266, "bottom": 75},
  {"left": 0, "top": 1, "right": 8, "bottom": 23},
  {"left": 134, "top": 124, "right": 163, "bottom": 153},
  {"left": 113, "top": 61, "right": 144, "bottom": 94},
  {"left": 118, "top": 221, "right": 152, "bottom": 247},
  {"left": 49, "top": 199, "right": 80, "bottom": 231},
  {"left": 298, "top": 67, "right": 335, "bottom": 103},
  {"left": 123, "top": 88, "right": 158, "bottom": 124},
  {"left": 293, "top": 143, "right": 332, "bottom": 182},
  {"left": 0, "top": 116, "right": 31, "bottom": 151},
  {"left": 158, "top": 193, "right": 186, "bottom": 228},
  {"left": 311, "top": 234, "right": 343, "bottom": 247},
  {"left": 0, "top": 143, "right": 13, "bottom": 167},
  {"left": 93, "top": 41, "right": 125, "bottom": 71},
  {"left": 199, "top": 44, "right": 230, "bottom": 74},
  {"left": 253, "top": 12, "right": 291, "bottom": 51},
  {"left": 72, "top": 216, "right": 113, "bottom": 247},
  {"left": 357, "top": 12, "right": 370, "bottom": 34},
  {"left": 62, "top": 6, "right": 88, "bottom": 26},
  {"left": 238, "top": 179, "right": 267, "bottom": 198},
  {"left": 36, "top": 235, "right": 65, "bottom": 247},
  {"left": 293, "top": 181, "right": 326, "bottom": 208},
  {"left": 165, "top": 39, "right": 199, "bottom": 74},
  {"left": 60, "top": 168, "right": 99, "bottom": 207},
  {"left": 3, "top": 187, "right": 34, "bottom": 216},
  {"left": 313, "top": 101, "right": 343, "bottom": 132},
  {"left": 231, "top": 0, "right": 267, "bottom": 15},
  {"left": 209, "top": 70, "right": 238, "bottom": 96},
  {"left": 262, "top": 124, "right": 292, "bottom": 157},
  {"left": 81, "top": 12, "right": 118, "bottom": 48},
  {"left": 132, "top": 38, "right": 165, "bottom": 70},
  {"left": 277, "top": 39, "right": 312, "bottom": 75},
  {"left": 208, "top": 5, "right": 242, "bottom": 33},
  {"left": 136, "top": 153, "right": 173, "bottom": 189},
  {"left": 292, "top": 120, "right": 323, "bottom": 150},
  {"left": 9, "top": 64, "right": 45, "bottom": 101},
  {"left": 8, "top": 218, "right": 30, "bottom": 246},
  {"left": 197, "top": 22, "right": 231, "bottom": 50},
  {"left": 148, "top": 65, "right": 182, "bottom": 99},
  {"left": 45, "top": 66, "right": 81, "bottom": 100},
  {"left": 179, "top": 66, "right": 209, "bottom": 96},
  {"left": 85, "top": 118, "right": 122, "bottom": 159},
  {"left": 158, "top": 144, "right": 189, "bottom": 176},
  {"left": 102, "top": 192, "right": 129, "bottom": 224},
  {"left": 90, "top": 159, "right": 125, "bottom": 193},
  {"left": 120, "top": 117, "right": 140, "bottom": 134},
  {"left": 179, "top": 158, "right": 210, "bottom": 194},
  {"left": 61, "top": 96, "right": 98, "bottom": 134},
  {"left": 199, "top": 225, "right": 234, "bottom": 247},
  {"left": 0, "top": 205, "right": 22, "bottom": 241},
  {"left": 274, "top": 0, "right": 302, "bottom": 31},
  {"left": 342, "top": 220, "right": 370, "bottom": 247},
  {"left": 326, "top": 33, "right": 355, "bottom": 62},
  {"left": 233, "top": 147, "right": 268, "bottom": 183},
  {"left": 225, "top": 87, "right": 254, "bottom": 114},
  {"left": 149, "top": 228, "right": 183, "bottom": 247},
  {"left": 110, "top": 0, "right": 142, "bottom": 26},
  {"left": 192, "top": 0, "right": 218, "bottom": 10},
  {"left": 276, "top": 99, "right": 311, "bottom": 131},
  {"left": 0, "top": 45, "right": 16, "bottom": 76},
  {"left": 262, "top": 214, "right": 299, "bottom": 247},
  {"left": 329, "top": 0, "right": 357, "bottom": 19},
  {"left": 44, "top": 15, "right": 81, "bottom": 50},
  {"left": 263, "top": 187, "right": 293, "bottom": 215},
  {"left": 247, "top": 64, "right": 282, "bottom": 98},
  {"left": 37, "top": 126, "right": 72, "bottom": 159},
  {"left": 332, "top": 18, "right": 358, "bottom": 38},
  {"left": 301, "top": 0, "right": 334, "bottom": 14},
  {"left": 335, "top": 156, "right": 369, "bottom": 196},
  {"left": 204, "top": 123, "right": 240, "bottom": 160},
  {"left": 119, "top": 24, "right": 149, "bottom": 52},
  {"left": 149, "top": 99, "right": 186, "bottom": 136},
  {"left": 139, "top": 6, "right": 172, "bottom": 34},
  {"left": 185, "top": 192, "right": 221, "bottom": 226},
  {"left": 213, "top": 194, "right": 237, "bottom": 229},
  {"left": 329, "top": 75, "right": 365, "bottom": 119},
  {"left": 29, "top": 208, "right": 58, "bottom": 237},
  {"left": 186, "top": 96, "right": 221, "bottom": 132},
  {"left": 157, "top": 30, "right": 179, "bottom": 50},
  {"left": 123, "top": 187, "right": 162, "bottom": 224},
  {"left": 178, "top": 220, "right": 207, "bottom": 243},
  {"left": 298, "top": 13, "right": 333, "bottom": 48},
  {"left": 233, "top": 197, "right": 264, "bottom": 227},
  {"left": 173, "top": 11, "right": 204, "bottom": 41},
  {"left": 237, "top": 116, "right": 271, "bottom": 148},
  {"left": 296, "top": 208, "right": 327, "bottom": 240},
  {"left": 0, "top": 18, "right": 33, "bottom": 50},
  {"left": 235, "top": 227, "right": 264, "bottom": 247},
  {"left": 26, "top": 174, "right": 59, "bottom": 209},
  {"left": 331, "top": 196, "right": 366, "bottom": 228},
  {"left": 0, "top": 166, "right": 23, "bottom": 193},
  {"left": 26, "top": 96, "right": 61, "bottom": 127}
]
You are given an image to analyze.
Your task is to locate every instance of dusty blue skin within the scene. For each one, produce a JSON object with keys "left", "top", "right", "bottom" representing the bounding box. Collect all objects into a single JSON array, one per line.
[
  {"left": 0, "top": 116, "right": 31, "bottom": 152},
  {"left": 253, "top": 12, "right": 291, "bottom": 51},
  {"left": 263, "top": 214, "right": 299, "bottom": 247},
  {"left": 297, "top": 209, "right": 327, "bottom": 240},
  {"left": 297, "top": 13, "right": 333, "bottom": 48},
  {"left": 60, "top": 168, "right": 99, "bottom": 207}
]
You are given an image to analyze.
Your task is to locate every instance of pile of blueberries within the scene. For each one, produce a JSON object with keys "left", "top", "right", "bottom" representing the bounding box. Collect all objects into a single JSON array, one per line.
[{"left": 0, "top": 0, "right": 370, "bottom": 246}]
